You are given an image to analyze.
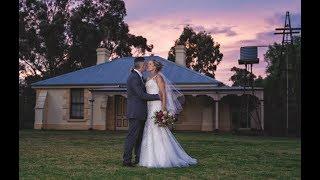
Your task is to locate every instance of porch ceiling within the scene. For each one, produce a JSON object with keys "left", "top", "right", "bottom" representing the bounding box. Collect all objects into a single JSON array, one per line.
[
  {"left": 89, "top": 85, "right": 263, "bottom": 93},
  {"left": 89, "top": 85, "right": 264, "bottom": 101}
]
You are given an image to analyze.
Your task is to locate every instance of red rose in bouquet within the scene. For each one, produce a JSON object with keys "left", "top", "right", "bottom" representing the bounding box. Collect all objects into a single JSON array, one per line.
[{"left": 152, "top": 110, "right": 176, "bottom": 127}]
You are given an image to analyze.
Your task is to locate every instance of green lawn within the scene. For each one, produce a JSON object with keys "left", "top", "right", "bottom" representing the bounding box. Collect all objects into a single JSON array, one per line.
[{"left": 19, "top": 130, "right": 300, "bottom": 179}]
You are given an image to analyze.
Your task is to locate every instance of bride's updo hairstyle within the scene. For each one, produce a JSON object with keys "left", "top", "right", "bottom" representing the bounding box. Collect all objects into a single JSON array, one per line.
[{"left": 152, "top": 60, "right": 163, "bottom": 72}]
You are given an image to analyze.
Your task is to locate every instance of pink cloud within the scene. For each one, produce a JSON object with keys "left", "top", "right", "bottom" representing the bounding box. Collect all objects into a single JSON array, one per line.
[{"left": 125, "top": 1, "right": 300, "bottom": 85}]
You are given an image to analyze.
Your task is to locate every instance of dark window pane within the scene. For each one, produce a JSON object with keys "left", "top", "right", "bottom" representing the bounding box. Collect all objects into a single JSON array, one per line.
[
  {"left": 123, "top": 119, "right": 128, "bottom": 127},
  {"left": 117, "top": 120, "right": 122, "bottom": 127},
  {"left": 70, "top": 89, "right": 84, "bottom": 118},
  {"left": 72, "top": 94, "right": 76, "bottom": 103},
  {"left": 76, "top": 105, "right": 80, "bottom": 117},
  {"left": 74, "top": 105, "right": 77, "bottom": 117},
  {"left": 80, "top": 105, "right": 83, "bottom": 117},
  {"left": 80, "top": 91, "right": 84, "bottom": 102},
  {"left": 71, "top": 105, "right": 77, "bottom": 117},
  {"left": 74, "top": 105, "right": 78, "bottom": 117}
]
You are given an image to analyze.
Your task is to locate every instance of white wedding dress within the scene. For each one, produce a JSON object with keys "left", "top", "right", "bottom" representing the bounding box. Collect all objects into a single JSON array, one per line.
[{"left": 138, "top": 76, "right": 197, "bottom": 168}]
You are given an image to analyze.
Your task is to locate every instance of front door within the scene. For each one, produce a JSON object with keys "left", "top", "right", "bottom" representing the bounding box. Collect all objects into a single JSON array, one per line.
[{"left": 115, "top": 95, "right": 128, "bottom": 130}]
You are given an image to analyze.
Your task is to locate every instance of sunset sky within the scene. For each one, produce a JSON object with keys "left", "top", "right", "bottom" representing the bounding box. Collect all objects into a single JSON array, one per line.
[{"left": 124, "top": 0, "right": 301, "bottom": 85}]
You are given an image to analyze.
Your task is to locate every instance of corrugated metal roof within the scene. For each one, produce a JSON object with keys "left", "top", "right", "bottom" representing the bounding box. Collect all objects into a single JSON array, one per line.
[{"left": 32, "top": 56, "right": 223, "bottom": 87}]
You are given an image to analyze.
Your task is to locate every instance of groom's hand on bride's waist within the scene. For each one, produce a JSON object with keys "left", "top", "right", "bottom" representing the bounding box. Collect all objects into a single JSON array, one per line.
[{"left": 149, "top": 94, "right": 161, "bottom": 101}]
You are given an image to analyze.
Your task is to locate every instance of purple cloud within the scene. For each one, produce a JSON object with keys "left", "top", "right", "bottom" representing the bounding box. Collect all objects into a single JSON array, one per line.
[
  {"left": 211, "top": 26, "right": 237, "bottom": 37},
  {"left": 190, "top": 25, "right": 238, "bottom": 37},
  {"left": 160, "top": 22, "right": 238, "bottom": 37},
  {"left": 237, "top": 31, "right": 281, "bottom": 46}
]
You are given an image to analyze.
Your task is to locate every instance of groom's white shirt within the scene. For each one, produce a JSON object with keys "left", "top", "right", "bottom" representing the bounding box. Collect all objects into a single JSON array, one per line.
[{"left": 133, "top": 69, "right": 142, "bottom": 78}]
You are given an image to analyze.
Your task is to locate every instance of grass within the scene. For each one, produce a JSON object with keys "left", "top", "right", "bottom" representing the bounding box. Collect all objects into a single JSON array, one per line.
[{"left": 19, "top": 130, "right": 300, "bottom": 179}]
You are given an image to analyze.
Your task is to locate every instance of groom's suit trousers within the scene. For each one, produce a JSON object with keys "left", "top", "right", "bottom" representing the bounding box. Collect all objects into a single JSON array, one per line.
[{"left": 123, "top": 118, "right": 145, "bottom": 163}]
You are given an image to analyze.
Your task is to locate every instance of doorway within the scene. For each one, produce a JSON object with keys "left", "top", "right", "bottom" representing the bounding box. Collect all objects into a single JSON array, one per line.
[{"left": 115, "top": 95, "right": 128, "bottom": 130}]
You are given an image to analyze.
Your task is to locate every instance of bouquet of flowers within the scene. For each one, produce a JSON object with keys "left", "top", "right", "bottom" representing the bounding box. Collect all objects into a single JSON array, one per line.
[{"left": 152, "top": 110, "right": 176, "bottom": 127}]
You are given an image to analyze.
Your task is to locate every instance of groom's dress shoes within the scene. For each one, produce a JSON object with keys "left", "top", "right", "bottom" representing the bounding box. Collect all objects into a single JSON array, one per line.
[{"left": 122, "top": 161, "right": 135, "bottom": 167}]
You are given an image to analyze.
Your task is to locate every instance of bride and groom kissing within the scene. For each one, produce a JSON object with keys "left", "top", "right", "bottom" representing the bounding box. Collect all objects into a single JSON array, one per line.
[{"left": 123, "top": 57, "right": 197, "bottom": 168}]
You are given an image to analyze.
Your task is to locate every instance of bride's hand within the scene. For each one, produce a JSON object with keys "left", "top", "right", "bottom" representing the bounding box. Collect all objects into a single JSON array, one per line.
[{"left": 162, "top": 106, "right": 167, "bottom": 112}]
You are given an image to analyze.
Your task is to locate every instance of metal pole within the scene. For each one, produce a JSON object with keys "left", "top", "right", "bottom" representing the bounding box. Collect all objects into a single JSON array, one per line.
[
  {"left": 286, "top": 46, "right": 289, "bottom": 136},
  {"left": 89, "top": 98, "right": 94, "bottom": 130},
  {"left": 248, "top": 65, "right": 250, "bottom": 128},
  {"left": 251, "top": 64, "right": 254, "bottom": 95},
  {"left": 21, "top": 95, "right": 24, "bottom": 129},
  {"left": 91, "top": 101, "right": 94, "bottom": 129},
  {"left": 215, "top": 100, "right": 219, "bottom": 131},
  {"left": 24, "top": 96, "right": 27, "bottom": 128}
]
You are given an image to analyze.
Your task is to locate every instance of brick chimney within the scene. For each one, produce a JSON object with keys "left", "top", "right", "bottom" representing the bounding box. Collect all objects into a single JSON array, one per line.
[
  {"left": 175, "top": 45, "right": 186, "bottom": 67},
  {"left": 96, "top": 48, "right": 111, "bottom": 64}
]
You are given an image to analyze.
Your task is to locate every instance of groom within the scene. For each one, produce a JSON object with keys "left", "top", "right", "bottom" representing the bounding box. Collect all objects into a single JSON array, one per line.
[{"left": 123, "top": 57, "right": 160, "bottom": 167}]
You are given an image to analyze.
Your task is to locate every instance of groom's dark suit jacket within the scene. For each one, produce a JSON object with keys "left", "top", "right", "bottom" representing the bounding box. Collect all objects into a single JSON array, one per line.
[{"left": 126, "top": 70, "right": 160, "bottom": 120}]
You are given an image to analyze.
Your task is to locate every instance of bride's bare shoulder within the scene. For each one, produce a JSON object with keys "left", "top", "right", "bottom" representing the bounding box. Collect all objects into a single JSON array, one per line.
[{"left": 155, "top": 74, "right": 164, "bottom": 84}]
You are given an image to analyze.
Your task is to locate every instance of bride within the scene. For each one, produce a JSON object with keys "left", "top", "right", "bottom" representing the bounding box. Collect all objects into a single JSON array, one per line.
[{"left": 138, "top": 60, "right": 197, "bottom": 168}]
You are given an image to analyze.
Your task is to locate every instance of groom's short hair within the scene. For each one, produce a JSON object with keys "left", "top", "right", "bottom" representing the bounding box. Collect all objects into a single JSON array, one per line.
[
  {"left": 133, "top": 57, "right": 145, "bottom": 69},
  {"left": 134, "top": 57, "right": 145, "bottom": 63}
]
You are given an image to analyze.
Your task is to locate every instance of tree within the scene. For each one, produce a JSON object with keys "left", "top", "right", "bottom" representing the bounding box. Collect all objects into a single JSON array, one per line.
[
  {"left": 254, "top": 76, "right": 265, "bottom": 87},
  {"left": 229, "top": 67, "right": 256, "bottom": 87},
  {"left": 265, "top": 36, "right": 301, "bottom": 98},
  {"left": 264, "top": 36, "right": 301, "bottom": 106},
  {"left": 19, "top": 0, "right": 153, "bottom": 83},
  {"left": 264, "top": 36, "right": 301, "bottom": 136},
  {"left": 68, "top": 0, "right": 153, "bottom": 69},
  {"left": 19, "top": 0, "right": 154, "bottom": 129},
  {"left": 167, "top": 26, "right": 223, "bottom": 78}
]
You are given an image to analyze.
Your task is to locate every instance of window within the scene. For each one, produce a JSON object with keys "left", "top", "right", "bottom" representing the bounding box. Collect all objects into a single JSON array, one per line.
[{"left": 70, "top": 89, "right": 84, "bottom": 119}]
